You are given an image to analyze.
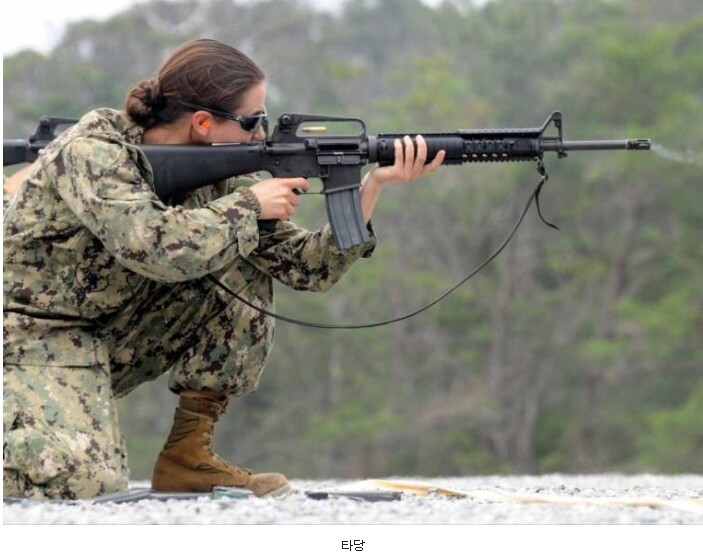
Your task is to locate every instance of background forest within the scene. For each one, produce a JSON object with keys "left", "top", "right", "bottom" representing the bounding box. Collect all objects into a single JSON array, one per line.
[{"left": 3, "top": 0, "right": 702, "bottom": 480}]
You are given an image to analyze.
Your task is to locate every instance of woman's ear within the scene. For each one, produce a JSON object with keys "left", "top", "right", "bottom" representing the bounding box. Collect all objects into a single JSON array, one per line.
[{"left": 191, "top": 111, "right": 213, "bottom": 136}]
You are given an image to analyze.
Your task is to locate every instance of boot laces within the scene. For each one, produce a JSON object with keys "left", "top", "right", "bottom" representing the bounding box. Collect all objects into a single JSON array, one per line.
[{"left": 200, "top": 429, "right": 247, "bottom": 475}]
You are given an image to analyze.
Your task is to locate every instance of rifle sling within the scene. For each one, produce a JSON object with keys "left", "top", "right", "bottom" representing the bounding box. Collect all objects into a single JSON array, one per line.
[{"left": 207, "top": 158, "right": 556, "bottom": 329}]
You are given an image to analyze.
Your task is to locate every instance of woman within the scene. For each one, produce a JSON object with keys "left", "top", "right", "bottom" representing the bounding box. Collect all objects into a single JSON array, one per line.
[{"left": 3, "top": 39, "right": 444, "bottom": 499}]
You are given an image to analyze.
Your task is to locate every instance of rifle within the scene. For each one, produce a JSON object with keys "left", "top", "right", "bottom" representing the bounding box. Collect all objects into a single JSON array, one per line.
[{"left": 4, "top": 111, "right": 650, "bottom": 249}]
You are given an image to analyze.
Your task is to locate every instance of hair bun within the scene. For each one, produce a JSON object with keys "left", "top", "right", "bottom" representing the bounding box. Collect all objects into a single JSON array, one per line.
[{"left": 142, "top": 80, "right": 167, "bottom": 112}]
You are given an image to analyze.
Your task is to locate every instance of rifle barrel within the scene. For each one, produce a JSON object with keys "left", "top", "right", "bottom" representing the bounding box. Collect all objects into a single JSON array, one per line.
[{"left": 545, "top": 139, "right": 651, "bottom": 152}]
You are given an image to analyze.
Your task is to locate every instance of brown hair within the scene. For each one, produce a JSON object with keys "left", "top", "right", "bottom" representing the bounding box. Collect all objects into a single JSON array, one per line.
[{"left": 125, "top": 39, "right": 265, "bottom": 128}]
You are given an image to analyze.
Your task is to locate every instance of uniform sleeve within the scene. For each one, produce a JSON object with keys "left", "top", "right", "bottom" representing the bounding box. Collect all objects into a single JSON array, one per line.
[
  {"left": 3, "top": 181, "right": 14, "bottom": 214},
  {"left": 246, "top": 220, "right": 377, "bottom": 293},
  {"left": 52, "top": 135, "right": 261, "bottom": 283}
]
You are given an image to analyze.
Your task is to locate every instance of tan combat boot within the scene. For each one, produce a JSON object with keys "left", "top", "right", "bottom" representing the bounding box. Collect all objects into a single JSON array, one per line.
[{"left": 151, "top": 390, "right": 291, "bottom": 497}]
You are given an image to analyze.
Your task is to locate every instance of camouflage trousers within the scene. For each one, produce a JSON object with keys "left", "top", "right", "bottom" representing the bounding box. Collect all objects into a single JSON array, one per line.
[{"left": 3, "top": 270, "right": 274, "bottom": 499}]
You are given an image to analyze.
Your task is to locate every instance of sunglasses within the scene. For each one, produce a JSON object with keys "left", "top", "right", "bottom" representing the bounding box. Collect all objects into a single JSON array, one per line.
[{"left": 178, "top": 100, "right": 268, "bottom": 133}]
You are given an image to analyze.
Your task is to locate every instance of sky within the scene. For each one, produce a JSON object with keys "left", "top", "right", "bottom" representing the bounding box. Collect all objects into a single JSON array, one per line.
[
  {"left": 2, "top": 0, "right": 155, "bottom": 55},
  {"left": 0, "top": 0, "right": 342, "bottom": 56},
  {"left": 2, "top": 0, "right": 451, "bottom": 56}
]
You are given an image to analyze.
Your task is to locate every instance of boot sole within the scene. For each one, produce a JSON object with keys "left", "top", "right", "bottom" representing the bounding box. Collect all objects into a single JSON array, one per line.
[{"left": 153, "top": 454, "right": 291, "bottom": 497}]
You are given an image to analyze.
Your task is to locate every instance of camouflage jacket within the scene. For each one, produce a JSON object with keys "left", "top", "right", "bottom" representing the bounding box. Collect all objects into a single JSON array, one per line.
[{"left": 3, "top": 108, "right": 376, "bottom": 366}]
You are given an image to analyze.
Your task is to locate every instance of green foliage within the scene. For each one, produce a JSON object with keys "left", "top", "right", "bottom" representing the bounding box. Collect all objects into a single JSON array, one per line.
[
  {"left": 640, "top": 383, "right": 703, "bottom": 473},
  {"left": 123, "top": 434, "right": 164, "bottom": 480},
  {"left": 5, "top": 0, "right": 702, "bottom": 478}
]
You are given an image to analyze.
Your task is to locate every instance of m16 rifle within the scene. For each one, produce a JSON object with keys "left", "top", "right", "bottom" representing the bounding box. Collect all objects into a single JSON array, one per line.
[{"left": 4, "top": 111, "right": 650, "bottom": 250}]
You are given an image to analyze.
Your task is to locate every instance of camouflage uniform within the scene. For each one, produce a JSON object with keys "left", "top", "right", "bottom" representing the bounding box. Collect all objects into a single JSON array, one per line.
[
  {"left": 3, "top": 182, "right": 14, "bottom": 212},
  {"left": 3, "top": 108, "right": 376, "bottom": 499}
]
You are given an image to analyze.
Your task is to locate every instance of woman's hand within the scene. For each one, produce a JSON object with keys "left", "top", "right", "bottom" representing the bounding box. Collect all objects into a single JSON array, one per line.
[
  {"left": 359, "top": 135, "right": 445, "bottom": 224},
  {"left": 250, "top": 177, "right": 309, "bottom": 220},
  {"left": 367, "top": 135, "right": 445, "bottom": 187}
]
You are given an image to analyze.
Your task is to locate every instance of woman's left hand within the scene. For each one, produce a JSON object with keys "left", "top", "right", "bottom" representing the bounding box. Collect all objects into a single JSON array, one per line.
[
  {"left": 358, "top": 135, "right": 446, "bottom": 225},
  {"left": 366, "top": 135, "right": 445, "bottom": 187}
]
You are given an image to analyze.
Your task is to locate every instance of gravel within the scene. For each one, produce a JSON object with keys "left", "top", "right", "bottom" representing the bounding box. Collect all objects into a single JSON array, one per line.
[{"left": 4, "top": 474, "right": 703, "bottom": 525}]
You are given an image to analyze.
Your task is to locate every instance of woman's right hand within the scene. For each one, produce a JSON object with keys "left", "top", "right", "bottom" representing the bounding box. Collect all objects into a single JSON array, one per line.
[{"left": 250, "top": 177, "right": 309, "bottom": 220}]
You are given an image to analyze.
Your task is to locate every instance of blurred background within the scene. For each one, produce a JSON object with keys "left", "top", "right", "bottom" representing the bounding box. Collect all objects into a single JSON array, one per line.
[{"left": 3, "top": 0, "right": 702, "bottom": 480}]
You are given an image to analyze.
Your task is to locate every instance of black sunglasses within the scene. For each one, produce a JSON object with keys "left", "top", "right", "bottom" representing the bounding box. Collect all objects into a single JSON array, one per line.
[{"left": 178, "top": 100, "right": 268, "bottom": 133}]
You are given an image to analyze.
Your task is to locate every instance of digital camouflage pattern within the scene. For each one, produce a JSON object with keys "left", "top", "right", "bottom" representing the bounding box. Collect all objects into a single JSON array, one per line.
[
  {"left": 4, "top": 363, "right": 129, "bottom": 499},
  {"left": 3, "top": 181, "right": 15, "bottom": 212},
  {"left": 3, "top": 108, "right": 376, "bottom": 499}
]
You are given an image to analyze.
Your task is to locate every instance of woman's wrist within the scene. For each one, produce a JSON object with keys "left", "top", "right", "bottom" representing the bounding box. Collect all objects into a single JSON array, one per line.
[
  {"left": 361, "top": 171, "right": 383, "bottom": 193},
  {"left": 359, "top": 171, "right": 385, "bottom": 223}
]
